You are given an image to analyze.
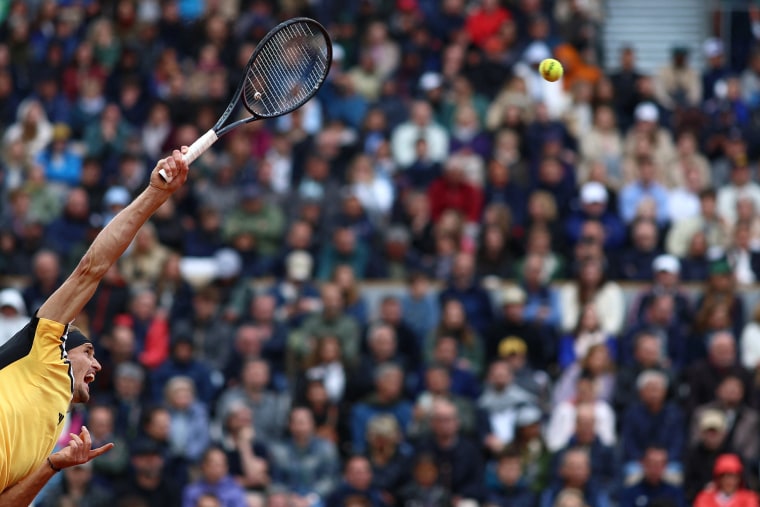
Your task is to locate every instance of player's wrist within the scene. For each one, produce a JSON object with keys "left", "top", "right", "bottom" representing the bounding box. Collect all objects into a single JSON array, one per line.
[{"left": 47, "top": 456, "right": 62, "bottom": 473}]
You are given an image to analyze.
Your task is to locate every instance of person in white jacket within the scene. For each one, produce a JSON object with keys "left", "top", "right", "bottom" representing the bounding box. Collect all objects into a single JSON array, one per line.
[
  {"left": 545, "top": 376, "right": 616, "bottom": 453},
  {"left": 0, "top": 288, "right": 29, "bottom": 347}
]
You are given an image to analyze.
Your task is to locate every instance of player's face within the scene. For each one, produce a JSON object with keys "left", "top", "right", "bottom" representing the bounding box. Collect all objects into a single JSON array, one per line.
[{"left": 68, "top": 343, "right": 101, "bottom": 403}]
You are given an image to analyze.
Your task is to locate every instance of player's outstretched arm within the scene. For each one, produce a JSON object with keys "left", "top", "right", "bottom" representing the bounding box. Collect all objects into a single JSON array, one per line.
[
  {"left": 0, "top": 426, "right": 112, "bottom": 505},
  {"left": 38, "top": 148, "right": 189, "bottom": 325}
]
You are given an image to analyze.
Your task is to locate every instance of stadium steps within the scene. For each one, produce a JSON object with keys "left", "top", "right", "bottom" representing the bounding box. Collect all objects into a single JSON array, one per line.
[{"left": 602, "top": 0, "right": 709, "bottom": 74}]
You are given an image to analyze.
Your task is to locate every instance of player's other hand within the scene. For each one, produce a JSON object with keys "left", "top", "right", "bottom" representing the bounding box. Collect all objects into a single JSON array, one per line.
[
  {"left": 149, "top": 146, "right": 190, "bottom": 191},
  {"left": 49, "top": 426, "right": 114, "bottom": 470}
]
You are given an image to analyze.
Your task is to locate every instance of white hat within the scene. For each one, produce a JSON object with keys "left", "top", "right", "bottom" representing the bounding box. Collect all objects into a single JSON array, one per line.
[
  {"left": 0, "top": 288, "right": 26, "bottom": 314},
  {"left": 214, "top": 248, "right": 242, "bottom": 279},
  {"left": 652, "top": 254, "right": 680, "bottom": 274},
  {"left": 419, "top": 72, "right": 443, "bottom": 92},
  {"left": 703, "top": 37, "right": 724, "bottom": 59},
  {"left": 580, "top": 181, "right": 608, "bottom": 204},
  {"left": 523, "top": 41, "right": 551, "bottom": 64},
  {"left": 634, "top": 102, "right": 659, "bottom": 123},
  {"left": 332, "top": 43, "right": 345, "bottom": 62},
  {"left": 103, "top": 186, "right": 130, "bottom": 208},
  {"left": 286, "top": 250, "right": 313, "bottom": 281},
  {"left": 501, "top": 285, "right": 526, "bottom": 305}
]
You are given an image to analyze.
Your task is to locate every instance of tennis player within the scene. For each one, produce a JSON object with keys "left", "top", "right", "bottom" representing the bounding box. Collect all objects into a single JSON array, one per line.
[{"left": 0, "top": 147, "right": 189, "bottom": 504}]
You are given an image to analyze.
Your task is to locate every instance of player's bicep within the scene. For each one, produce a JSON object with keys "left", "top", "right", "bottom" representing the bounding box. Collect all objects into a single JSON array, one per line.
[{"left": 37, "top": 270, "right": 99, "bottom": 326}]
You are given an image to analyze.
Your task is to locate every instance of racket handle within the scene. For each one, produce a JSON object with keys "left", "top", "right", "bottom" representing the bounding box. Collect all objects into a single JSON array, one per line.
[{"left": 158, "top": 129, "right": 219, "bottom": 182}]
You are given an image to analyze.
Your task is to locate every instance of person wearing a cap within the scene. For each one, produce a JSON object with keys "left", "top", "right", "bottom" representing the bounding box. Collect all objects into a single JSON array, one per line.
[
  {"left": 702, "top": 37, "right": 730, "bottom": 102},
  {"left": 630, "top": 254, "right": 693, "bottom": 325},
  {"left": 693, "top": 454, "right": 759, "bottom": 507},
  {"left": 622, "top": 101, "right": 676, "bottom": 174},
  {"left": 565, "top": 181, "right": 626, "bottom": 250},
  {"left": 0, "top": 147, "right": 190, "bottom": 503}
]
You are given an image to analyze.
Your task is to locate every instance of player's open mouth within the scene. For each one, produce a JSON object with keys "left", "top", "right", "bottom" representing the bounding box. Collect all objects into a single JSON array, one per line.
[{"left": 84, "top": 373, "right": 96, "bottom": 383}]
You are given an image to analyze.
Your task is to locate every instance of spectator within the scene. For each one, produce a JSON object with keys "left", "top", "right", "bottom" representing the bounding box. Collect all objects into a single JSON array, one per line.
[
  {"left": 558, "top": 303, "right": 617, "bottom": 371},
  {"left": 163, "top": 376, "right": 211, "bottom": 483},
  {"left": 401, "top": 271, "right": 441, "bottom": 345},
  {"left": 613, "top": 332, "right": 673, "bottom": 416},
  {"left": 391, "top": 100, "right": 449, "bottom": 168},
  {"left": 269, "top": 407, "right": 340, "bottom": 506},
  {"left": 619, "top": 156, "right": 670, "bottom": 228},
  {"left": 216, "top": 359, "right": 291, "bottom": 443},
  {"left": 546, "top": 369, "right": 617, "bottom": 452},
  {"left": 326, "top": 455, "right": 386, "bottom": 507},
  {"left": 409, "top": 364, "right": 477, "bottom": 440},
  {"left": 299, "top": 336, "right": 348, "bottom": 406},
  {"left": 667, "top": 188, "right": 730, "bottom": 258},
  {"left": 716, "top": 157, "right": 760, "bottom": 225},
  {"left": 212, "top": 402, "right": 270, "bottom": 496},
  {"left": 0, "top": 287, "right": 28, "bottom": 346},
  {"left": 478, "top": 359, "right": 538, "bottom": 454},
  {"left": 619, "top": 447, "right": 686, "bottom": 507},
  {"left": 693, "top": 454, "right": 759, "bottom": 507},
  {"left": 539, "top": 448, "right": 611, "bottom": 507},
  {"left": 520, "top": 253, "right": 563, "bottom": 330},
  {"left": 350, "top": 363, "right": 413, "bottom": 454},
  {"left": 654, "top": 46, "right": 702, "bottom": 110},
  {"left": 87, "top": 404, "right": 130, "bottom": 486},
  {"left": 553, "top": 344, "right": 616, "bottom": 405},
  {"left": 681, "top": 331, "right": 754, "bottom": 417},
  {"left": 36, "top": 461, "right": 114, "bottom": 507},
  {"left": 428, "top": 155, "right": 484, "bottom": 234},
  {"left": 316, "top": 227, "right": 371, "bottom": 281},
  {"left": 114, "top": 439, "right": 182, "bottom": 507},
  {"left": 364, "top": 414, "right": 413, "bottom": 505},
  {"left": 439, "top": 251, "right": 494, "bottom": 336},
  {"left": 223, "top": 183, "right": 286, "bottom": 262},
  {"left": 484, "top": 446, "right": 536, "bottom": 507},
  {"left": 290, "top": 283, "right": 361, "bottom": 369},
  {"left": 414, "top": 398, "right": 485, "bottom": 503},
  {"left": 182, "top": 447, "right": 247, "bottom": 507},
  {"left": 559, "top": 257, "right": 626, "bottom": 336},
  {"left": 425, "top": 298, "right": 485, "bottom": 377},
  {"left": 486, "top": 285, "right": 557, "bottom": 371},
  {"left": 621, "top": 370, "right": 684, "bottom": 486},
  {"left": 397, "top": 452, "right": 451, "bottom": 507},
  {"left": 351, "top": 324, "right": 406, "bottom": 403},
  {"left": 150, "top": 335, "right": 218, "bottom": 408},
  {"left": 690, "top": 375, "right": 760, "bottom": 469},
  {"left": 549, "top": 403, "right": 617, "bottom": 495},
  {"left": 741, "top": 300, "right": 760, "bottom": 371}
]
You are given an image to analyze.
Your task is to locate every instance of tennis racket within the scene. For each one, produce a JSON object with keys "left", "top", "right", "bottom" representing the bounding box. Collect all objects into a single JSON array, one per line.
[{"left": 159, "top": 17, "right": 333, "bottom": 182}]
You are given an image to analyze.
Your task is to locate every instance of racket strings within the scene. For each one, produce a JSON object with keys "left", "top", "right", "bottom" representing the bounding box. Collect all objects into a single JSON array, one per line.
[{"left": 243, "top": 20, "right": 330, "bottom": 117}]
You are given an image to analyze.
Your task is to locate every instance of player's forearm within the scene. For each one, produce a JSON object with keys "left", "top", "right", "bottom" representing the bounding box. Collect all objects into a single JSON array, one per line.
[
  {"left": 0, "top": 460, "right": 57, "bottom": 505},
  {"left": 83, "top": 186, "right": 170, "bottom": 276}
]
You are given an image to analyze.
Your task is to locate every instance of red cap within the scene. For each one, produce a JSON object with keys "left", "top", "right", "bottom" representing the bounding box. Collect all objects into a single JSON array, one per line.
[{"left": 714, "top": 454, "right": 743, "bottom": 477}]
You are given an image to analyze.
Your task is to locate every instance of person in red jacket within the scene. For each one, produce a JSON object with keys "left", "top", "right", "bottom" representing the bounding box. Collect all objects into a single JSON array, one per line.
[
  {"left": 694, "top": 454, "right": 760, "bottom": 507},
  {"left": 465, "top": 0, "right": 512, "bottom": 48}
]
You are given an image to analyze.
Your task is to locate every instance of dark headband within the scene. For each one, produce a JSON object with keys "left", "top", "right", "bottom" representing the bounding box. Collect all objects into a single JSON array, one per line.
[{"left": 65, "top": 329, "right": 93, "bottom": 352}]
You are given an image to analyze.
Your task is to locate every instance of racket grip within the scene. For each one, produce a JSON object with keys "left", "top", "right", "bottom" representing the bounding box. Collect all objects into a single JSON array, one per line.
[{"left": 158, "top": 129, "right": 219, "bottom": 182}]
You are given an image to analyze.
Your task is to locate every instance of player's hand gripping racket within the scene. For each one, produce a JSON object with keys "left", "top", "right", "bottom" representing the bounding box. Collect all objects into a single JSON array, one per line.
[{"left": 159, "top": 17, "right": 332, "bottom": 182}]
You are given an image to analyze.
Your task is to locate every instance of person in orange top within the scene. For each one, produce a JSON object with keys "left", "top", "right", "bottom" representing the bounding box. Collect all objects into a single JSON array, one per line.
[
  {"left": 554, "top": 43, "right": 602, "bottom": 92},
  {"left": 694, "top": 454, "right": 760, "bottom": 507},
  {"left": 465, "top": 0, "right": 512, "bottom": 48}
]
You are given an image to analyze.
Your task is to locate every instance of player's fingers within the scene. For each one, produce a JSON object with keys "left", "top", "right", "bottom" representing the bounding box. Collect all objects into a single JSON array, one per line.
[
  {"left": 69, "top": 433, "right": 83, "bottom": 446},
  {"left": 180, "top": 145, "right": 189, "bottom": 154},
  {"left": 80, "top": 426, "right": 92, "bottom": 449},
  {"left": 90, "top": 442, "right": 115, "bottom": 458}
]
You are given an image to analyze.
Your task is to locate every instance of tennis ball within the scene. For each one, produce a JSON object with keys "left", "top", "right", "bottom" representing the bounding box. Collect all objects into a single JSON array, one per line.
[{"left": 539, "top": 58, "right": 563, "bottom": 82}]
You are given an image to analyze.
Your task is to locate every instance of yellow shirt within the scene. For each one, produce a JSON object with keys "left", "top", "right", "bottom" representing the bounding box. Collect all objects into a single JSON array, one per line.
[{"left": 0, "top": 317, "right": 73, "bottom": 492}]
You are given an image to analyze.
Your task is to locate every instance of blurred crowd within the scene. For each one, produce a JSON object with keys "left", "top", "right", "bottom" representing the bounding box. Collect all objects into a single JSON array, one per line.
[{"left": 4, "top": 0, "right": 760, "bottom": 507}]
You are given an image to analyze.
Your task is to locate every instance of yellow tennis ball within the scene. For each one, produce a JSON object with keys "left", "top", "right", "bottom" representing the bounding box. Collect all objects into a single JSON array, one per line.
[{"left": 539, "top": 58, "right": 563, "bottom": 82}]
